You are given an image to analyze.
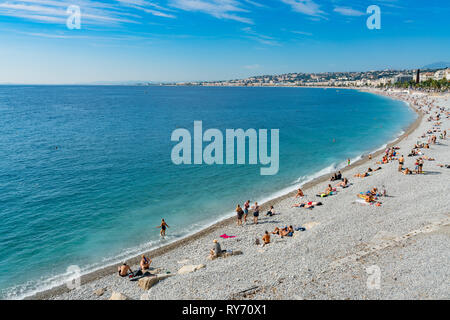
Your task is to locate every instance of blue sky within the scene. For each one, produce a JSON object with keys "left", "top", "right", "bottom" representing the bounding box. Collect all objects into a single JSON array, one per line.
[{"left": 0, "top": 0, "right": 449, "bottom": 84}]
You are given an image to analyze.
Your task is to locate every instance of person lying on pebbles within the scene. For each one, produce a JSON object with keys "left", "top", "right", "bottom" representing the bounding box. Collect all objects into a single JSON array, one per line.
[
  {"left": 354, "top": 172, "right": 369, "bottom": 178},
  {"left": 402, "top": 167, "right": 412, "bottom": 175},
  {"left": 291, "top": 201, "right": 322, "bottom": 209},
  {"left": 336, "top": 177, "right": 349, "bottom": 188},
  {"left": 271, "top": 226, "right": 294, "bottom": 238}
]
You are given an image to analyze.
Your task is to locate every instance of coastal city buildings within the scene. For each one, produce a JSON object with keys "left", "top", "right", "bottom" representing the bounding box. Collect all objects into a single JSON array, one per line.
[{"left": 170, "top": 68, "right": 450, "bottom": 89}]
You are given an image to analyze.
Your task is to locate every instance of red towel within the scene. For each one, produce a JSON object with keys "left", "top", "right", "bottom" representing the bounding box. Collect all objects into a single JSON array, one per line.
[{"left": 219, "top": 234, "right": 236, "bottom": 239}]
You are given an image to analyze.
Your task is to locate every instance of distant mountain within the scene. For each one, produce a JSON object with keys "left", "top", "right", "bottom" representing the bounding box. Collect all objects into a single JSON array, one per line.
[{"left": 422, "top": 62, "right": 450, "bottom": 69}]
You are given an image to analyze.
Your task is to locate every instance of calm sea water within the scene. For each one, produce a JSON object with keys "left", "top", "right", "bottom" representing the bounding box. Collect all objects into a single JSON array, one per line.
[{"left": 0, "top": 86, "right": 415, "bottom": 299}]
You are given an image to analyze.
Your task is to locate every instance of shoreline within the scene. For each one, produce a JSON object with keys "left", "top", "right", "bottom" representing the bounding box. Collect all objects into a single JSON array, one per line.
[{"left": 26, "top": 88, "right": 423, "bottom": 300}]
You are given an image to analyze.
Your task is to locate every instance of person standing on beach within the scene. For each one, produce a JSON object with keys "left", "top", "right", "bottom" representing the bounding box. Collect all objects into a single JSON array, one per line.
[
  {"left": 236, "top": 204, "right": 244, "bottom": 226},
  {"left": 347, "top": 158, "right": 350, "bottom": 166},
  {"left": 157, "top": 219, "right": 169, "bottom": 238},
  {"left": 252, "top": 202, "right": 260, "bottom": 225},
  {"left": 398, "top": 155, "right": 404, "bottom": 172},
  {"left": 243, "top": 200, "right": 250, "bottom": 224}
]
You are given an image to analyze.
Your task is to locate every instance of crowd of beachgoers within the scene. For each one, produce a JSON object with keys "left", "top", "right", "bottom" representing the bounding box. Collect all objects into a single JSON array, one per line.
[{"left": 37, "top": 89, "right": 449, "bottom": 300}]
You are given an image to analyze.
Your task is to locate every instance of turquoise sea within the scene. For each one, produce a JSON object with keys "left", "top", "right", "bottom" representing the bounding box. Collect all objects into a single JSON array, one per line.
[{"left": 0, "top": 86, "right": 416, "bottom": 299}]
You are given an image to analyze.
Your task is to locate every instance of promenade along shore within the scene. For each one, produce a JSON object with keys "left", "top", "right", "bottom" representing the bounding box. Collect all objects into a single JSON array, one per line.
[{"left": 34, "top": 89, "right": 449, "bottom": 300}]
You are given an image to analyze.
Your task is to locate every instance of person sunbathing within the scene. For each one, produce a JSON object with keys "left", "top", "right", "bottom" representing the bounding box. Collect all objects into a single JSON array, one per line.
[
  {"left": 140, "top": 255, "right": 151, "bottom": 271},
  {"left": 295, "top": 188, "right": 304, "bottom": 198},
  {"left": 262, "top": 231, "right": 270, "bottom": 246},
  {"left": 279, "top": 227, "right": 290, "bottom": 237},
  {"left": 118, "top": 263, "right": 133, "bottom": 277},
  {"left": 354, "top": 172, "right": 369, "bottom": 178},
  {"left": 337, "top": 178, "right": 349, "bottom": 188},
  {"left": 266, "top": 205, "right": 276, "bottom": 216},
  {"left": 317, "top": 184, "right": 333, "bottom": 197},
  {"left": 272, "top": 227, "right": 281, "bottom": 235},
  {"left": 292, "top": 201, "right": 322, "bottom": 208},
  {"left": 288, "top": 225, "right": 294, "bottom": 235},
  {"left": 281, "top": 226, "right": 294, "bottom": 237},
  {"left": 403, "top": 168, "right": 412, "bottom": 175},
  {"left": 370, "top": 187, "right": 378, "bottom": 196},
  {"left": 360, "top": 194, "right": 374, "bottom": 203}
]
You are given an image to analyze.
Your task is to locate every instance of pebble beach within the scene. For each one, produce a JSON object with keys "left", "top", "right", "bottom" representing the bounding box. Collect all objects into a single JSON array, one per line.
[{"left": 33, "top": 89, "right": 449, "bottom": 300}]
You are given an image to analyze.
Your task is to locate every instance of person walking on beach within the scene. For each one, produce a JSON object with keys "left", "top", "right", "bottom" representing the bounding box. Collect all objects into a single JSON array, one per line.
[
  {"left": 236, "top": 204, "right": 244, "bottom": 226},
  {"left": 243, "top": 200, "right": 250, "bottom": 224},
  {"left": 252, "top": 202, "right": 260, "bottom": 225},
  {"left": 398, "top": 155, "right": 404, "bottom": 172},
  {"left": 157, "top": 219, "right": 169, "bottom": 238}
]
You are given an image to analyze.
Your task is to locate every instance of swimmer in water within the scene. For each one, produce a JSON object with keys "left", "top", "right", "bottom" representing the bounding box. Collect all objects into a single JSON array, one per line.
[{"left": 157, "top": 219, "right": 169, "bottom": 238}]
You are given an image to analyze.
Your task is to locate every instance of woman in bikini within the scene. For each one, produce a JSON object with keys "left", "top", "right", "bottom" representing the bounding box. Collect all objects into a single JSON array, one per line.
[
  {"left": 140, "top": 255, "right": 151, "bottom": 270},
  {"left": 337, "top": 177, "right": 349, "bottom": 188},
  {"left": 243, "top": 200, "right": 250, "bottom": 224},
  {"left": 157, "top": 219, "right": 169, "bottom": 238},
  {"left": 295, "top": 188, "right": 304, "bottom": 198},
  {"left": 236, "top": 204, "right": 244, "bottom": 226}
]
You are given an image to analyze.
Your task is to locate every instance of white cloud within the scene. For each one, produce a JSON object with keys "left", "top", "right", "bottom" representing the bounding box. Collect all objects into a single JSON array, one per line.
[
  {"left": 116, "top": 0, "right": 176, "bottom": 18},
  {"left": 333, "top": 7, "right": 365, "bottom": 17},
  {"left": 291, "top": 30, "right": 312, "bottom": 36},
  {"left": 242, "top": 26, "right": 280, "bottom": 46},
  {"left": 169, "top": 0, "right": 253, "bottom": 24},
  {"left": 281, "top": 0, "right": 324, "bottom": 17},
  {"left": 0, "top": 0, "right": 175, "bottom": 26},
  {"left": 242, "top": 0, "right": 267, "bottom": 8}
]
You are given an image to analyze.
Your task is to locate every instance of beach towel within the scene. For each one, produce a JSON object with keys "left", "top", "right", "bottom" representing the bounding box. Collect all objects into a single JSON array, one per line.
[
  {"left": 219, "top": 234, "right": 236, "bottom": 239},
  {"left": 354, "top": 199, "right": 371, "bottom": 205}
]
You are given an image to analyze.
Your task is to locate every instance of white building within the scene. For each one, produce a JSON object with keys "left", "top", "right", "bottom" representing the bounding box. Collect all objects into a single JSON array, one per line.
[
  {"left": 420, "top": 72, "right": 434, "bottom": 82},
  {"left": 434, "top": 69, "right": 446, "bottom": 80}
]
